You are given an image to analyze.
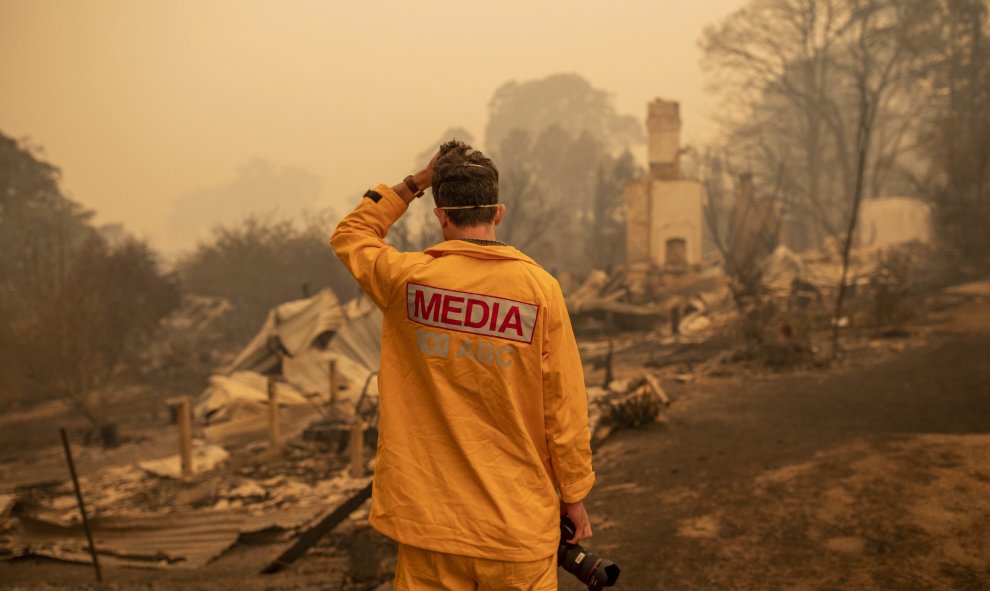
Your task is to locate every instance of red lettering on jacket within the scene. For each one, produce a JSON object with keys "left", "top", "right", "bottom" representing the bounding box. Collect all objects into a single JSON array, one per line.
[
  {"left": 414, "top": 289, "right": 442, "bottom": 322},
  {"left": 464, "top": 299, "right": 489, "bottom": 328},
  {"left": 489, "top": 302, "right": 500, "bottom": 331},
  {"left": 498, "top": 306, "right": 524, "bottom": 337},
  {"left": 441, "top": 295, "right": 464, "bottom": 326},
  {"left": 406, "top": 283, "right": 539, "bottom": 344}
]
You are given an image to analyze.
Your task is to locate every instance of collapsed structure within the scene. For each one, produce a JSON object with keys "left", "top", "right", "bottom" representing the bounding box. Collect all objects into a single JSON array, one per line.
[
  {"left": 195, "top": 290, "right": 382, "bottom": 447},
  {"left": 568, "top": 99, "right": 727, "bottom": 332},
  {"left": 0, "top": 289, "right": 384, "bottom": 569},
  {"left": 570, "top": 96, "right": 937, "bottom": 335}
]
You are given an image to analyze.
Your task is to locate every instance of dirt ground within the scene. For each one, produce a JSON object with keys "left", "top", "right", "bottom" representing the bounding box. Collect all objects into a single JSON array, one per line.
[
  {"left": 577, "top": 294, "right": 990, "bottom": 591},
  {"left": 2, "top": 283, "right": 989, "bottom": 590}
]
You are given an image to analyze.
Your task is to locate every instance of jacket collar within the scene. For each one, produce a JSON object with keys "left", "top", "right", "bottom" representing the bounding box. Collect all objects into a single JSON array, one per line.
[{"left": 423, "top": 240, "right": 541, "bottom": 267}]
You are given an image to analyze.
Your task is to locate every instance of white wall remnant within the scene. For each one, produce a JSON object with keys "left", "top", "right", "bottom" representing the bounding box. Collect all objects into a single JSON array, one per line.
[
  {"left": 625, "top": 179, "right": 651, "bottom": 264},
  {"left": 650, "top": 180, "right": 704, "bottom": 266},
  {"left": 859, "top": 197, "right": 932, "bottom": 249}
]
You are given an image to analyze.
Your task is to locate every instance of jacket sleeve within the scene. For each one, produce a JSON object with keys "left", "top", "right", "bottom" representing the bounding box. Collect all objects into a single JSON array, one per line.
[
  {"left": 330, "top": 184, "right": 410, "bottom": 309},
  {"left": 542, "top": 280, "right": 595, "bottom": 503}
]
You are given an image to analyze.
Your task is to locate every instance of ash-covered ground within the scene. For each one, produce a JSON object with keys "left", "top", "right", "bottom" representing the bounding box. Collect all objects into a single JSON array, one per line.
[{"left": 2, "top": 281, "right": 989, "bottom": 591}]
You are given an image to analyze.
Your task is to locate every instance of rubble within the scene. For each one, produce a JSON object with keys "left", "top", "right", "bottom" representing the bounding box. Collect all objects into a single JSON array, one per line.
[
  {"left": 0, "top": 494, "right": 13, "bottom": 518},
  {"left": 196, "top": 372, "right": 312, "bottom": 424},
  {"left": 193, "top": 291, "right": 383, "bottom": 450},
  {"left": 6, "top": 503, "right": 342, "bottom": 569},
  {"left": 1, "top": 451, "right": 372, "bottom": 570},
  {"left": 221, "top": 289, "right": 380, "bottom": 400},
  {"left": 566, "top": 263, "right": 732, "bottom": 334},
  {"left": 0, "top": 286, "right": 386, "bottom": 572},
  {"left": 137, "top": 443, "right": 229, "bottom": 479},
  {"left": 679, "top": 312, "right": 712, "bottom": 337},
  {"left": 588, "top": 374, "right": 670, "bottom": 446}
]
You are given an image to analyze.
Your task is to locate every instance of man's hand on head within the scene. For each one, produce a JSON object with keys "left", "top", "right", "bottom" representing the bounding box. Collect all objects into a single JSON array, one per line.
[
  {"left": 392, "top": 148, "right": 442, "bottom": 205},
  {"left": 414, "top": 149, "right": 442, "bottom": 191}
]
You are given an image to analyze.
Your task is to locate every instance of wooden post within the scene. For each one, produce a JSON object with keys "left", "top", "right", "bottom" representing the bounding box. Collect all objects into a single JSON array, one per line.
[
  {"left": 268, "top": 377, "right": 281, "bottom": 452},
  {"left": 176, "top": 397, "right": 193, "bottom": 476},
  {"left": 602, "top": 340, "right": 614, "bottom": 390},
  {"left": 329, "top": 359, "right": 338, "bottom": 404},
  {"left": 349, "top": 420, "right": 364, "bottom": 478},
  {"left": 59, "top": 428, "right": 102, "bottom": 582}
]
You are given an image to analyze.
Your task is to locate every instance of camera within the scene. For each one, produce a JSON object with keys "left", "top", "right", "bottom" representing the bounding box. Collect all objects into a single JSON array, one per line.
[{"left": 558, "top": 515, "right": 621, "bottom": 590}]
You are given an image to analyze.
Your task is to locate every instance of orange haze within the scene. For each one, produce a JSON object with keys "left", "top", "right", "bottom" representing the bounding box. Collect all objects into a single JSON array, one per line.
[{"left": 0, "top": 0, "right": 745, "bottom": 254}]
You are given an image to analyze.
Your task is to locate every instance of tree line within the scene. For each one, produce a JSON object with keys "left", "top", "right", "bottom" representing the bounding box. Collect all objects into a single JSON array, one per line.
[
  {"left": 0, "top": 132, "right": 363, "bottom": 441},
  {"left": 0, "top": 133, "right": 179, "bottom": 436}
]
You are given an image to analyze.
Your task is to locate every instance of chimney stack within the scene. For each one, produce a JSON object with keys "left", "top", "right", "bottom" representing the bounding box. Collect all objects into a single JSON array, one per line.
[{"left": 647, "top": 99, "right": 681, "bottom": 181}]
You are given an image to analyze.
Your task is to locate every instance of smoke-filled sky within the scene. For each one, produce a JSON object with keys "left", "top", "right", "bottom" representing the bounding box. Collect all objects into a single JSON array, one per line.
[{"left": 1, "top": 0, "right": 745, "bottom": 253}]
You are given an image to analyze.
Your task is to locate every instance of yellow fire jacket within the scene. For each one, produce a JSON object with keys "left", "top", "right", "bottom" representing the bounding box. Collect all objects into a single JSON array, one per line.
[{"left": 331, "top": 184, "right": 595, "bottom": 561}]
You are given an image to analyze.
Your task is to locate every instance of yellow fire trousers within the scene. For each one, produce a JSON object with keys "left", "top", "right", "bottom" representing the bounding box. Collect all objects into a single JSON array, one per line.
[{"left": 394, "top": 544, "right": 557, "bottom": 591}]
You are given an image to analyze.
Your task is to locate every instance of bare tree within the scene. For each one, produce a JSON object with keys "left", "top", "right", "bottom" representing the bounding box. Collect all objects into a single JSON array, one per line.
[
  {"left": 588, "top": 151, "right": 637, "bottom": 270},
  {"left": 701, "top": 0, "right": 850, "bottom": 242},
  {"left": 700, "top": 148, "right": 785, "bottom": 344},
  {"left": 829, "top": 0, "right": 935, "bottom": 355},
  {"left": 495, "top": 130, "right": 554, "bottom": 251},
  {"left": 702, "top": 0, "right": 935, "bottom": 355},
  {"left": 920, "top": 0, "right": 990, "bottom": 259}
]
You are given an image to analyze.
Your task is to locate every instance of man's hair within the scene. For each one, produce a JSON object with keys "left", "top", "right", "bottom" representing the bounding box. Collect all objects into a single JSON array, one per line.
[{"left": 432, "top": 140, "right": 499, "bottom": 227}]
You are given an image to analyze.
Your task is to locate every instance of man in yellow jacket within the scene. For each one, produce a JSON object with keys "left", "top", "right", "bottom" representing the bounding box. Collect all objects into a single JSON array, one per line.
[{"left": 331, "top": 140, "right": 594, "bottom": 590}]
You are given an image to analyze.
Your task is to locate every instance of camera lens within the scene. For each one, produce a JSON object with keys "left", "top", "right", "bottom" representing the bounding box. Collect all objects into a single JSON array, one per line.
[{"left": 558, "top": 516, "right": 621, "bottom": 590}]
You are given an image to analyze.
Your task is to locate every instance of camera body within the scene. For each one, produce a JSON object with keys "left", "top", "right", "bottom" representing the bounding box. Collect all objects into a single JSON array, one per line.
[{"left": 558, "top": 516, "right": 621, "bottom": 590}]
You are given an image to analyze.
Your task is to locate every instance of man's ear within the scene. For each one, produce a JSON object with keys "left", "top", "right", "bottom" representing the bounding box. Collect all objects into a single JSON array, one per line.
[
  {"left": 434, "top": 208, "right": 448, "bottom": 230},
  {"left": 493, "top": 203, "right": 506, "bottom": 226}
]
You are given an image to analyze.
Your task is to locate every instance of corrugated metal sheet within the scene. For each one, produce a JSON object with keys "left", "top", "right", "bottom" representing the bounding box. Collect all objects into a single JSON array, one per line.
[
  {"left": 8, "top": 504, "right": 333, "bottom": 569},
  {"left": 227, "top": 289, "right": 344, "bottom": 373}
]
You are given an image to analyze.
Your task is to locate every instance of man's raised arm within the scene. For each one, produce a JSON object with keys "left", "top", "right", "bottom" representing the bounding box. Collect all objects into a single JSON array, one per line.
[{"left": 330, "top": 156, "right": 437, "bottom": 308}]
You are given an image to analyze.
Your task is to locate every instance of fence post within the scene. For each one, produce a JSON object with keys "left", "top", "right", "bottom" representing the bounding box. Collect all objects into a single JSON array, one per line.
[
  {"left": 268, "top": 377, "right": 282, "bottom": 452},
  {"left": 349, "top": 420, "right": 365, "bottom": 478},
  {"left": 329, "top": 359, "right": 338, "bottom": 404},
  {"left": 177, "top": 397, "right": 193, "bottom": 476}
]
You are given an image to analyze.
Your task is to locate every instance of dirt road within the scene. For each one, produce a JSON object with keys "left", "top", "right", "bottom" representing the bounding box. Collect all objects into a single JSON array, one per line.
[{"left": 572, "top": 301, "right": 990, "bottom": 590}]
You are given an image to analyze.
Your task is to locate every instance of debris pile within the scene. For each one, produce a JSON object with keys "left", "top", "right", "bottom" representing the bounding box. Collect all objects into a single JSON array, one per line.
[
  {"left": 195, "top": 291, "right": 382, "bottom": 450},
  {"left": 0, "top": 493, "right": 13, "bottom": 560},
  {"left": 0, "top": 441, "right": 372, "bottom": 569},
  {"left": 566, "top": 263, "right": 733, "bottom": 335},
  {"left": 588, "top": 374, "right": 670, "bottom": 446},
  {"left": 0, "top": 289, "right": 384, "bottom": 572}
]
